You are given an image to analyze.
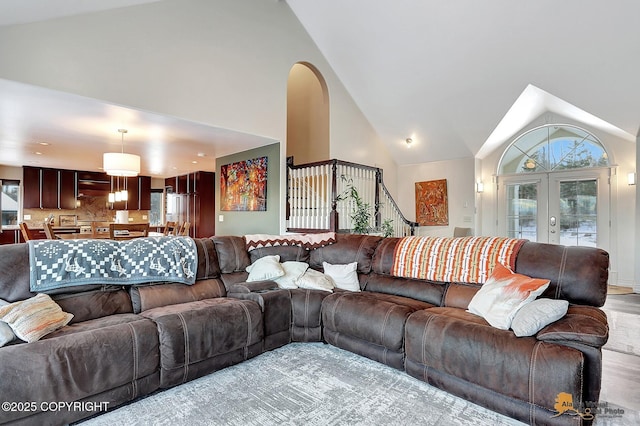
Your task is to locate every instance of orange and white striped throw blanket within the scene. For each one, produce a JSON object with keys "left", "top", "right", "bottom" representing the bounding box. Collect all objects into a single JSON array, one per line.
[{"left": 391, "top": 236, "right": 526, "bottom": 284}]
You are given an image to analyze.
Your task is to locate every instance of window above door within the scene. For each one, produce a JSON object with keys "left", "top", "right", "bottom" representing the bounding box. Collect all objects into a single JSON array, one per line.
[{"left": 498, "top": 124, "right": 609, "bottom": 175}]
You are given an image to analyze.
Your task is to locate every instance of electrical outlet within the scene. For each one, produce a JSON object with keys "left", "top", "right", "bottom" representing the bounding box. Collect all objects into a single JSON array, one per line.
[
  {"left": 142, "top": 215, "right": 148, "bottom": 220},
  {"left": 219, "top": 215, "right": 224, "bottom": 222},
  {"left": 23, "top": 214, "right": 31, "bottom": 220}
]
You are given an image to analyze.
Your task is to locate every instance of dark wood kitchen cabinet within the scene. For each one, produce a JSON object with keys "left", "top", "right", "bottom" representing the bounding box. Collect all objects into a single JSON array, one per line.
[
  {"left": 165, "top": 171, "right": 215, "bottom": 238},
  {"left": 109, "top": 175, "right": 151, "bottom": 211},
  {"left": 23, "top": 166, "right": 77, "bottom": 209}
]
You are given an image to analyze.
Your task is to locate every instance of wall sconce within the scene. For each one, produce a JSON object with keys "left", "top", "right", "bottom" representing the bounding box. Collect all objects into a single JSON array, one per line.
[
  {"left": 476, "top": 181, "right": 484, "bottom": 193},
  {"left": 628, "top": 172, "right": 636, "bottom": 186},
  {"left": 405, "top": 138, "right": 413, "bottom": 148}
]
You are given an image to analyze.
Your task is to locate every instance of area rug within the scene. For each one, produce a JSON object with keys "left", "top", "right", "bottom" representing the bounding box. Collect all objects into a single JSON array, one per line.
[{"left": 80, "top": 343, "right": 525, "bottom": 426}]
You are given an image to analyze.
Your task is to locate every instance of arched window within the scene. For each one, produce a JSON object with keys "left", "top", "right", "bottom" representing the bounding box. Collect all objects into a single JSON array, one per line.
[{"left": 498, "top": 124, "right": 609, "bottom": 175}]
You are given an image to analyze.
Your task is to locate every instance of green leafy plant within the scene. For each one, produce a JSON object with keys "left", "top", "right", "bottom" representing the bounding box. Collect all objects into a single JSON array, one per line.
[
  {"left": 336, "top": 176, "right": 373, "bottom": 235},
  {"left": 381, "top": 218, "right": 394, "bottom": 238}
]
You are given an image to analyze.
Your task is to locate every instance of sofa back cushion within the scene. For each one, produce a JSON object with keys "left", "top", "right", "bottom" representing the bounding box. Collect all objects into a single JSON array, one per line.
[
  {"left": 52, "top": 288, "right": 133, "bottom": 324},
  {"left": 213, "top": 236, "right": 251, "bottom": 273},
  {"left": 130, "top": 279, "right": 226, "bottom": 313},
  {"left": 193, "top": 237, "right": 221, "bottom": 280},
  {"left": 514, "top": 241, "right": 608, "bottom": 307},
  {"left": 0, "top": 243, "right": 34, "bottom": 302},
  {"left": 309, "top": 234, "right": 382, "bottom": 273},
  {"left": 249, "top": 245, "right": 310, "bottom": 263}
]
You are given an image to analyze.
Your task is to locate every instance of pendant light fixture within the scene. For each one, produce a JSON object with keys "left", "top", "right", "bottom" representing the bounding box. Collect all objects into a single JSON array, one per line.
[
  {"left": 105, "top": 129, "right": 137, "bottom": 203},
  {"left": 103, "top": 129, "right": 140, "bottom": 177}
]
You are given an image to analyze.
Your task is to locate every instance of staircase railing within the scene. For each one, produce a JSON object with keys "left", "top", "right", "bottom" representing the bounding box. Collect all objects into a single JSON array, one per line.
[{"left": 287, "top": 158, "right": 418, "bottom": 237}]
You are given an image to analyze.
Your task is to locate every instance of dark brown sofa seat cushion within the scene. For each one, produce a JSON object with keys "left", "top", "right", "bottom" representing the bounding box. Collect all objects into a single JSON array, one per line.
[
  {"left": 405, "top": 307, "right": 586, "bottom": 421},
  {"left": 322, "top": 291, "right": 434, "bottom": 369},
  {"left": 0, "top": 317, "right": 159, "bottom": 424},
  {"left": 141, "top": 298, "right": 264, "bottom": 388}
]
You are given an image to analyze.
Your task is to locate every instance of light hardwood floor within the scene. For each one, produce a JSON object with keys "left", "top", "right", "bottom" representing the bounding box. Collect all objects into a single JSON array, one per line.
[{"left": 598, "top": 293, "right": 640, "bottom": 424}]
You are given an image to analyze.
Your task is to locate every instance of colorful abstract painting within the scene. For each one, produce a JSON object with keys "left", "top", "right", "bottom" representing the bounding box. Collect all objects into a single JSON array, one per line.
[
  {"left": 415, "top": 179, "right": 448, "bottom": 226},
  {"left": 220, "top": 156, "right": 268, "bottom": 211}
]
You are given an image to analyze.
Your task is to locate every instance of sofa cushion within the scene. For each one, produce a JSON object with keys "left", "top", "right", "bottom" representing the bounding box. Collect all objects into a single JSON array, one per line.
[
  {"left": 249, "top": 245, "right": 310, "bottom": 263},
  {"left": 246, "top": 255, "right": 284, "bottom": 281},
  {"left": 323, "top": 262, "right": 360, "bottom": 292},
  {"left": 297, "top": 268, "right": 335, "bottom": 292},
  {"left": 309, "top": 234, "right": 382, "bottom": 274},
  {"left": 0, "top": 293, "right": 73, "bottom": 342},
  {"left": 213, "top": 236, "right": 251, "bottom": 273},
  {"left": 0, "top": 243, "right": 34, "bottom": 302},
  {"left": 193, "top": 237, "right": 221, "bottom": 280},
  {"left": 130, "top": 279, "right": 226, "bottom": 313},
  {"left": 405, "top": 308, "right": 586, "bottom": 414},
  {"left": 274, "top": 261, "right": 309, "bottom": 289},
  {"left": 535, "top": 305, "right": 609, "bottom": 347},
  {"left": 141, "top": 298, "right": 263, "bottom": 387},
  {"left": 53, "top": 287, "right": 133, "bottom": 324},
  {"left": 322, "top": 291, "right": 433, "bottom": 351},
  {"left": 467, "top": 263, "right": 549, "bottom": 330},
  {"left": 515, "top": 241, "right": 609, "bottom": 307},
  {"left": 0, "top": 317, "right": 159, "bottom": 424},
  {"left": 510, "top": 298, "right": 569, "bottom": 337}
]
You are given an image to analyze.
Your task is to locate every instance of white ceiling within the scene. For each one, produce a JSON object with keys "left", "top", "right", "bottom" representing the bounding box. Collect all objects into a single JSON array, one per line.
[
  {"left": 0, "top": 0, "right": 638, "bottom": 176},
  {"left": 287, "top": 0, "right": 639, "bottom": 165}
]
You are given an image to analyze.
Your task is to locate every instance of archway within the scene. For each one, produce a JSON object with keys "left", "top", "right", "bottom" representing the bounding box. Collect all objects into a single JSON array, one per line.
[{"left": 286, "top": 62, "right": 329, "bottom": 164}]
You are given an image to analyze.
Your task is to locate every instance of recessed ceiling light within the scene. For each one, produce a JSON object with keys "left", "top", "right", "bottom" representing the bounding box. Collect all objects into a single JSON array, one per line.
[
  {"left": 34, "top": 151, "right": 42, "bottom": 155},
  {"left": 38, "top": 142, "right": 50, "bottom": 146},
  {"left": 197, "top": 153, "right": 206, "bottom": 158},
  {"left": 192, "top": 161, "right": 198, "bottom": 164}
]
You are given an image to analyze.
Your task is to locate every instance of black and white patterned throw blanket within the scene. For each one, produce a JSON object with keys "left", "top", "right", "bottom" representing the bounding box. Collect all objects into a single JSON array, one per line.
[{"left": 28, "top": 236, "right": 197, "bottom": 293}]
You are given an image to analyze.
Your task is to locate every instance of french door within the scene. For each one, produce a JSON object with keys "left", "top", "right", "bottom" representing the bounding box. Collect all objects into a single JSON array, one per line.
[{"left": 498, "top": 168, "right": 610, "bottom": 250}]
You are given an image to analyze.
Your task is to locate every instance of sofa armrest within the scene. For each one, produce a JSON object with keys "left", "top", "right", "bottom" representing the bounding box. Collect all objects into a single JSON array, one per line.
[
  {"left": 536, "top": 305, "right": 609, "bottom": 347},
  {"left": 227, "top": 283, "right": 292, "bottom": 351}
]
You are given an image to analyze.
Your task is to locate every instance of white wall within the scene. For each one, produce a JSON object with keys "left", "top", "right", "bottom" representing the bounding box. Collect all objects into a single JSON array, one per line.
[
  {"left": 477, "top": 115, "right": 636, "bottom": 287},
  {"left": 397, "top": 157, "right": 475, "bottom": 237},
  {"left": 0, "top": 0, "right": 397, "bottom": 233}
]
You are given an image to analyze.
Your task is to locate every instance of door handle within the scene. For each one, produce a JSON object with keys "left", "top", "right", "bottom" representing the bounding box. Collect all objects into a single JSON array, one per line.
[{"left": 549, "top": 216, "right": 556, "bottom": 227}]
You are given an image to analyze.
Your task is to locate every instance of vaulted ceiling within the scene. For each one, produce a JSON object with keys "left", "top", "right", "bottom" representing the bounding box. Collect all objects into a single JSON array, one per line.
[
  {"left": 286, "top": 0, "right": 639, "bottom": 165},
  {"left": 0, "top": 0, "right": 638, "bottom": 173}
]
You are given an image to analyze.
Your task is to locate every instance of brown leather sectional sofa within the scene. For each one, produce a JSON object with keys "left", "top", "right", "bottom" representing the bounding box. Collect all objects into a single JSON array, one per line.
[{"left": 0, "top": 234, "right": 609, "bottom": 425}]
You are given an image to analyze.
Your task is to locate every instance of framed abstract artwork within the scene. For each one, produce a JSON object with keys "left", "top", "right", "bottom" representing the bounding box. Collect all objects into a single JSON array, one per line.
[
  {"left": 415, "top": 179, "right": 448, "bottom": 226},
  {"left": 220, "top": 156, "right": 268, "bottom": 211}
]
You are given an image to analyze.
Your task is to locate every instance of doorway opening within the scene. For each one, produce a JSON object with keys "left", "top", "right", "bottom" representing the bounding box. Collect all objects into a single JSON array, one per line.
[
  {"left": 286, "top": 62, "right": 329, "bottom": 164},
  {"left": 497, "top": 124, "right": 610, "bottom": 249}
]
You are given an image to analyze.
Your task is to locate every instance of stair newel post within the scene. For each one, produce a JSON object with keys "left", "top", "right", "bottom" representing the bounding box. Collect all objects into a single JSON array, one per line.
[
  {"left": 374, "top": 168, "right": 382, "bottom": 231},
  {"left": 286, "top": 156, "right": 293, "bottom": 221},
  {"left": 330, "top": 159, "right": 339, "bottom": 232}
]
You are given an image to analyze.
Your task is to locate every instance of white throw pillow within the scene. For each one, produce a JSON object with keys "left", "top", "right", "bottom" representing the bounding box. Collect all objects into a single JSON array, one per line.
[
  {"left": 511, "top": 298, "right": 569, "bottom": 337},
  {"left": 296, "top": 268, "right": 335, "bottom": 292},
  {"left": 323, "top": 262, "right": 360, "bottom": 292},
  {"left": 467, "top": 263, "right": 550, "bottom": 330},
  {"left": 0, "top": 299, "right": 15, "bottom": 347},
  {"left": 274, "top": 261, "right": 309, "bottom": 289},
  {"left": 246, "top": 255, "right": 285, "bottom": 282}
]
